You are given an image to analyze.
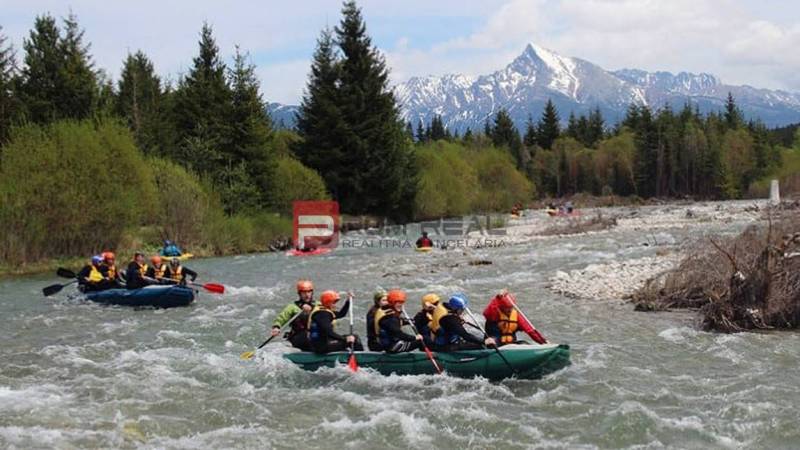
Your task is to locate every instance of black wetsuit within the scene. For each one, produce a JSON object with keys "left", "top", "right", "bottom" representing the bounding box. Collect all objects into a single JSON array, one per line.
[
  {"left": 125, "top": 262, "right": 151, "bottom": 290},
  {"left": 377, "top": 313, "right": 421, "bottom": 353},
  {"left": 366, "top": 305, "right": 382, "bottom": 351},
  {"left": 309, "top": 299, "right": 363, "bottom": 353},
  {"left": 432, "top": 314, "right": 486, "bottom": 351},
  {"left": 413, "top": 310, "right": 435, "bottom": 347}
]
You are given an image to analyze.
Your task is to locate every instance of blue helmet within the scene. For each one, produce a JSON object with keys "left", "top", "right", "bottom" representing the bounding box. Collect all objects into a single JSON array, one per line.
[
  {"left": 447, "top": 293, "right": 468, "bottom": 310},
  {"left": 91, "top": 255, "right": 103, "bottom": 265}
]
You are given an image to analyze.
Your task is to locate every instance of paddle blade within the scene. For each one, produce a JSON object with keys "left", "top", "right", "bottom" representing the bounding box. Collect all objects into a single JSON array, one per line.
[
  {"left": 424, "top": 347, "right": 443, "bottom": 374},
  {"left": 203, "top": 283, "right": 225, "bottom": 294},
  {"left": 42, "top": 283, "right": 64, "bottom": 297},
  {"left": 240, "top": 350, "right": 256, "bottom": 360},
  {"left": 57, "top": 267, "right": 76, "bottom": 279},
  {"left": 348, "top": 353, "right": 358, "bottom": 372}
]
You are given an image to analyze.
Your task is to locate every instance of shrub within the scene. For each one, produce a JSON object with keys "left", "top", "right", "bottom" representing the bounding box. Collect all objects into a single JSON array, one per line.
[{"left": 269, "top": 156, "right": 329, "bottom": 215}]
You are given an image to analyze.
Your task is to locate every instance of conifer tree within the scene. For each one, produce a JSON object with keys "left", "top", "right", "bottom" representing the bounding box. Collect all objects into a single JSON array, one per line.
[
  {"left": 116, "top": 50, "right": 164, "bottom": 152},
  {"left": 0, "top": 26, "right": 20, "bottom": 142},
  {"left": 492, "top": 108, "right": 524, "bottom": 168},
  {"left": 523, "top": 115, "right": 537, "bottom": 147},
  {"left": 415, "top": 118, "right": 426, "bottom": 143},
  {"left": 429, "top": 114, "right": 446, "bottom": 141},
  {"left": 333, "top": 0, "right": 416, "bottom": 219},
  {"left": 171, "top": 23, "right": 233, "bottom": 175},
  {"left": 724, "top": 92, "right": 743, "bottom": 129},
  {"left": 586, "top": 107, "right": 605, "bottom": 147},
  {"left": 537, "top": 99, "right": 560, "bottom": 150},
  {"left": 18, "top": 15, "right": 63, "bottom": 123},
  {"left": 57, "top": 13, "right": 97, "bottom": 120}
]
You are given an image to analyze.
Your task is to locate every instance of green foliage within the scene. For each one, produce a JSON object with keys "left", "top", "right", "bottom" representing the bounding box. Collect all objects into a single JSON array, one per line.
[
  {"left": 0, "top": 119, "right": 155, "bottom": 263},
  {"left": 0, "top": 26, "right": 20, "bottom": 143},
  {"left": 148, "top": 156, "right": 210, "bottom": 245},
  {"left": 269, "top": 156, "right": 330, "bottom": 215},
  {"left": 202, "top": 211, "right": 291, "bottom": 255},
  {"left": 490, "top": 108, "right": 525, "bottom": 168},
  {"left": 537, "top": 99, "right": 560, "bottom": 150},
  {"left": 471, "top": 147, "right": 535, "bottom": 212},
  {"left": 414, "top": 142, "right": 478, "bottom": 219},
  {"left": 116, "top": 51, "right": 167, "bottom": 154}
]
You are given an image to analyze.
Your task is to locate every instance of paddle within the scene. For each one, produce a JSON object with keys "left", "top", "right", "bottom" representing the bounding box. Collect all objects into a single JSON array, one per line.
[
  {"left": 42, "top": 280, "right": 78, "bottom": 297},
  {"left": 240, "top": 310, "right": 304, "bottom": 360},
  {"left": 401, "top": 308, "right": 442, "bottom": 374},
  {"left": 464, "top": 307, "right": 518, "bottom": 377},
  {"left": 512, "top": 304, "right": 548, "bottom": 344},
  {"left": 57, "top": 267, "right": 76, "bottom": 279},
  {"left": 189, "top": 282, "right": 225, "bottom": 294},
  {"left": 346, "top": 292, "right": 358, "bottom": 372}
]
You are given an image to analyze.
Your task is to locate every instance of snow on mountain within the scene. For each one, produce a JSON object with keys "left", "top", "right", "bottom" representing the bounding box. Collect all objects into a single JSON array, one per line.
[{"left": 269, "top": 44, "right": 800, "bottom": 130}]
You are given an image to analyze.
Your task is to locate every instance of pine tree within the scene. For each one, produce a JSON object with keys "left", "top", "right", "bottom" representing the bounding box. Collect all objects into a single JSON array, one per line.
[
  {"left": 463, "top": 127, "right": 473, "bottom": 143},
  {"left": 405, "top": 121, "right": 413, "bottom": 139},
  {"left": 586, "top": 107, "right": 605, "bottom": 147},
  {"left": 566, "top": 112, "right": 579, "bottom": 139},
  {"left": 724, "top": 92, "right": 743, "bottom": 129},
  {"left": 523, "top": 115, "right": 537, "bottom": 147},
  {"left": 0, "top": 26, "right": 20, "bottom": 143},
  {"left": 484, "top": 118, "right": 492, "bottom": 137},
  {"left": 295, "top": 28, "right": 348, "bottom": 198},
  {"left": 171, "top": 22, "right": 233, "bottom": 175},
  {"left": 57, "top": 12, "right": 97, "bottom": 120},
  {"left": 491, "top": 109, "right": 524, "bottom": 168},
  {"left": 415, "top": 118, "right": 426, "bottom": 143},
  {"left": 537, "top": 99, "right": 560, "bottom": 150},
  {"left": 633, "top": 106, "right": 658, "bottom": 197},
  {"left": 18, "top": 15, "right": 63, "bottom": 123},
  {"left": 116, "top": 50, "right": 164, "bottom": 152},
  {"left": 228, "top": 46, "right": 275, "bottom": 209},
  {"left": 429, "top": 114, "right": 446, "bottom": 141},
  {"left": 334, "top": 0, "right": 416, "bottom": 219}
]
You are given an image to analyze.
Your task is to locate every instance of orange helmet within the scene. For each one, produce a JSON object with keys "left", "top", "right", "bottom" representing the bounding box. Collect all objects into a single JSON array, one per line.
[
  {"left": 498, "top": 292, "right": 516, "bottom": 310},
  {"left": 150, "top": 255, "right": 162, "bottom": 265},
  {"left": 296, "top": 280, "right": 314, "bottom": 293},
  {"left": 102, "top": 251, "right": 115, "bottom": 262},
  {"left": 386, "top": 289, "right": 407, "bottom": 305},
  {"left": 319, "top": 290, "right": 341, "bottom": 308}
]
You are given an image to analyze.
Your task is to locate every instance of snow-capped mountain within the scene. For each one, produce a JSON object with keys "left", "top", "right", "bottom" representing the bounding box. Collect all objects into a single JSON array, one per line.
[{"left": 269, "top": 44, "right": 800, "bottom": 130}]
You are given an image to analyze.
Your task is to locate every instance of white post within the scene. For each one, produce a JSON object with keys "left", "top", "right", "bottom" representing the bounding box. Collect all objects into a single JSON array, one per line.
[{"left": 769, "top": 179, "right": 780, "bottom": 205}]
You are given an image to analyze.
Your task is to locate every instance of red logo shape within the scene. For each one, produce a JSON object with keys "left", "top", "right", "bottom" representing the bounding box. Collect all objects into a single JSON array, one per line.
[{"left": 293, "top": 201, "right": 339, "bottom": 250}]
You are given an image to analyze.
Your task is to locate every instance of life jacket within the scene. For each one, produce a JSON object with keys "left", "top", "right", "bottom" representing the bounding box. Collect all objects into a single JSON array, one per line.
[
  {"left": 88, "top": 265, "right": 103, "bottom": 283},
  {"left": 373, "top": 307, "right": 397, "bottom": 349},
  {"left": 169, "top": 266, "right": 184, "bottom": 282},
  {"left": 431, "top": 305, "right": 460, "bottom": 346},
  {"left": 497, "top": 309, "right": 519, "bottom": 344},
  {"left": 307, "top": 305, "right": 335, "bottom": 343},
  {"left": 103, "top": 264, "right": 117, "bottom": 279},
  {"left": 134, "top": 262, "right": 148, "bottom": 277},
  {"left": 153, "top": 264, "right": 167, "bottom": 279}
]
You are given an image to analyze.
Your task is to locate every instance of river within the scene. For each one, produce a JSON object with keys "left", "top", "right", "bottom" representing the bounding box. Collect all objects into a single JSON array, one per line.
[{"left": 2, "top": 202, "right": 799, "bottom": 449}]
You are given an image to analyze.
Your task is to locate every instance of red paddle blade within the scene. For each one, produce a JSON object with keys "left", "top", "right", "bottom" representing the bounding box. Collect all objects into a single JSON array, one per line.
[
  {"left": 424, "top": 348, "right": 443, "bottom": 374},
  {"left": 348, "top": 353, "right": 358, "bottom": 372},
  {"left": 203, "top": 283, "right": 225, "bottom": 294}
]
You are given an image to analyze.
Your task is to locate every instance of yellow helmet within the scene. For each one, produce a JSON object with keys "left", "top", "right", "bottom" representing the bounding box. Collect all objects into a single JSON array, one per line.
[{"left": 421, "top": 293, "right": 441, "bottom": 308}]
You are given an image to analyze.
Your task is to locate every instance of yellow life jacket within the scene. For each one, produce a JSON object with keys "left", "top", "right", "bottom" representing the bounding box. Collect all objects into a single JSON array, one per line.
[
  {"left": 154, "top": 264, "right": 167, "bottom": 279},
  {"left": 373, "top": 307, "right": 395, "bottom": 335},
  {"left": 104, "top": 264, "right": 116, "bottom": 279},
  {"left": 136, "top": 262, "right": 148, "bottom": 277},
  {"left": 169, "top": 266, "right": 183, "bottom": 282},
  {"left": 497, "top": 309, "right": 519, "bottom": 344},
  {"left": 429, "top": 303, "right": 449, "bottom": 334},
  {"left": 88, "top": 265, "right": 103, "bottom": 283}
]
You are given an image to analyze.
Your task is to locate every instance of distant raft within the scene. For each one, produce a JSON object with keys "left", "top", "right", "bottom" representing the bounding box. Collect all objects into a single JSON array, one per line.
[
  {"left": 415, "top": 246, "right": 434, "bottom": 253},
  {"left": 283, "top": 343, "right": 570, "bottom": 381},
  {"left": 83, "top": 285, "right": 196, "bottom": 308},
  {"left": 160, "top": 253, "right": 194, "bottom": 261},
  {"left": 546, "top": 209, "right": 581, "bottom": 217},
  {"left": 286, "top": 248, "right": 333, "bottom": 257}
]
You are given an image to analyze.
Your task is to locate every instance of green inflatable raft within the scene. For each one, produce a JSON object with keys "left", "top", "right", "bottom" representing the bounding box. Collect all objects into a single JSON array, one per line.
[{"left": 283, "top": 343, "right": 570, "bottom": 380}]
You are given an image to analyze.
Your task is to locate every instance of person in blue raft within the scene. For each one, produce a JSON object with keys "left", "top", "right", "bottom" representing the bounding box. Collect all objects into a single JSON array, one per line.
[
  {"left": 161, "top": 240, "right": 183, "bottom": 257},
  {"left": 428, "top": 294, "right": 495, "bottom": 351}
]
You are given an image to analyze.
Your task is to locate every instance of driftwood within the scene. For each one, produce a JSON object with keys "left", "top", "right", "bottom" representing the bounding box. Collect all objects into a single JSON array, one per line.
[{"left": 632, "top": 208, "right": 800, "bottom": 332}]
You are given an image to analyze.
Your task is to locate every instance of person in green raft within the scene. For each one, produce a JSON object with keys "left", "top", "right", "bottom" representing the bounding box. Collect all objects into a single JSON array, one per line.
[{"left": 270, "top": 280, "right": 316, "bottom": 351}]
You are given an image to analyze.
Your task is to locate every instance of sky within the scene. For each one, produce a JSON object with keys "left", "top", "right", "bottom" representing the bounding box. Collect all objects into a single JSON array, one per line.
[{"left": 2, "top": 0, "right": 799, "bottom": 105}]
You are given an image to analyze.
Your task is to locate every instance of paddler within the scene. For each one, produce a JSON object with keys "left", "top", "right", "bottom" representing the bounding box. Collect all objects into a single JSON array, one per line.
[
  {"left": 365, "top": 289, "right": 388, "bottom": 351},
  {"left": 415, "top": 231, "right": 433, "bottom": 249},
  {"left": 163, "top": 257, "right": 197, "bottom": 285},
  {"left": 145, "top": 255, "right": 168, "bottom": 282},
  {"left": 270, "top": 280, "right": 316, "bottom": 351},
  {"left": 413, "top": 293, "right": 441, "bottom": 347},
  {"left": 77, "top": 255, "right": 106, "bottom": 292},
  {"left": 430, "top": 293, "right": 495, "bottom": 351},
  {"left": 100, "top": 251, "right": 121, "bottom": 288},
  {"left": 374, "top": 289, "right": 423, "bottom": 353},
  {"left": 483, "top": 290, "right": 547, "bottom": 345},
  {"left": 125, "top": 252, "right": 152, "bottom": 290},
  {"left": 307, "top": 290, "right": 363, "bottom": 354}
]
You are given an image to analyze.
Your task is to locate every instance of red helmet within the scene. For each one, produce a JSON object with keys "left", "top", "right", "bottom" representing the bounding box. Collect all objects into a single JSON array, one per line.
[
  {"left": 319, "top": 290, "right": 341, "bottom": 308},
  {"left": 150, "top": 255, "right": 162, "bottom": 265},
  {"left": 386, "top": 289, "right": 407, "bottom": 305},
  {"left": 498, "top": 292, "right": 516, "bottom": 310},
  {"left": 297, "top": 280, "right": 314, "bottom": 293},
  {"left": 102, "top": 251, "right": 115, "bottom": 262}
]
